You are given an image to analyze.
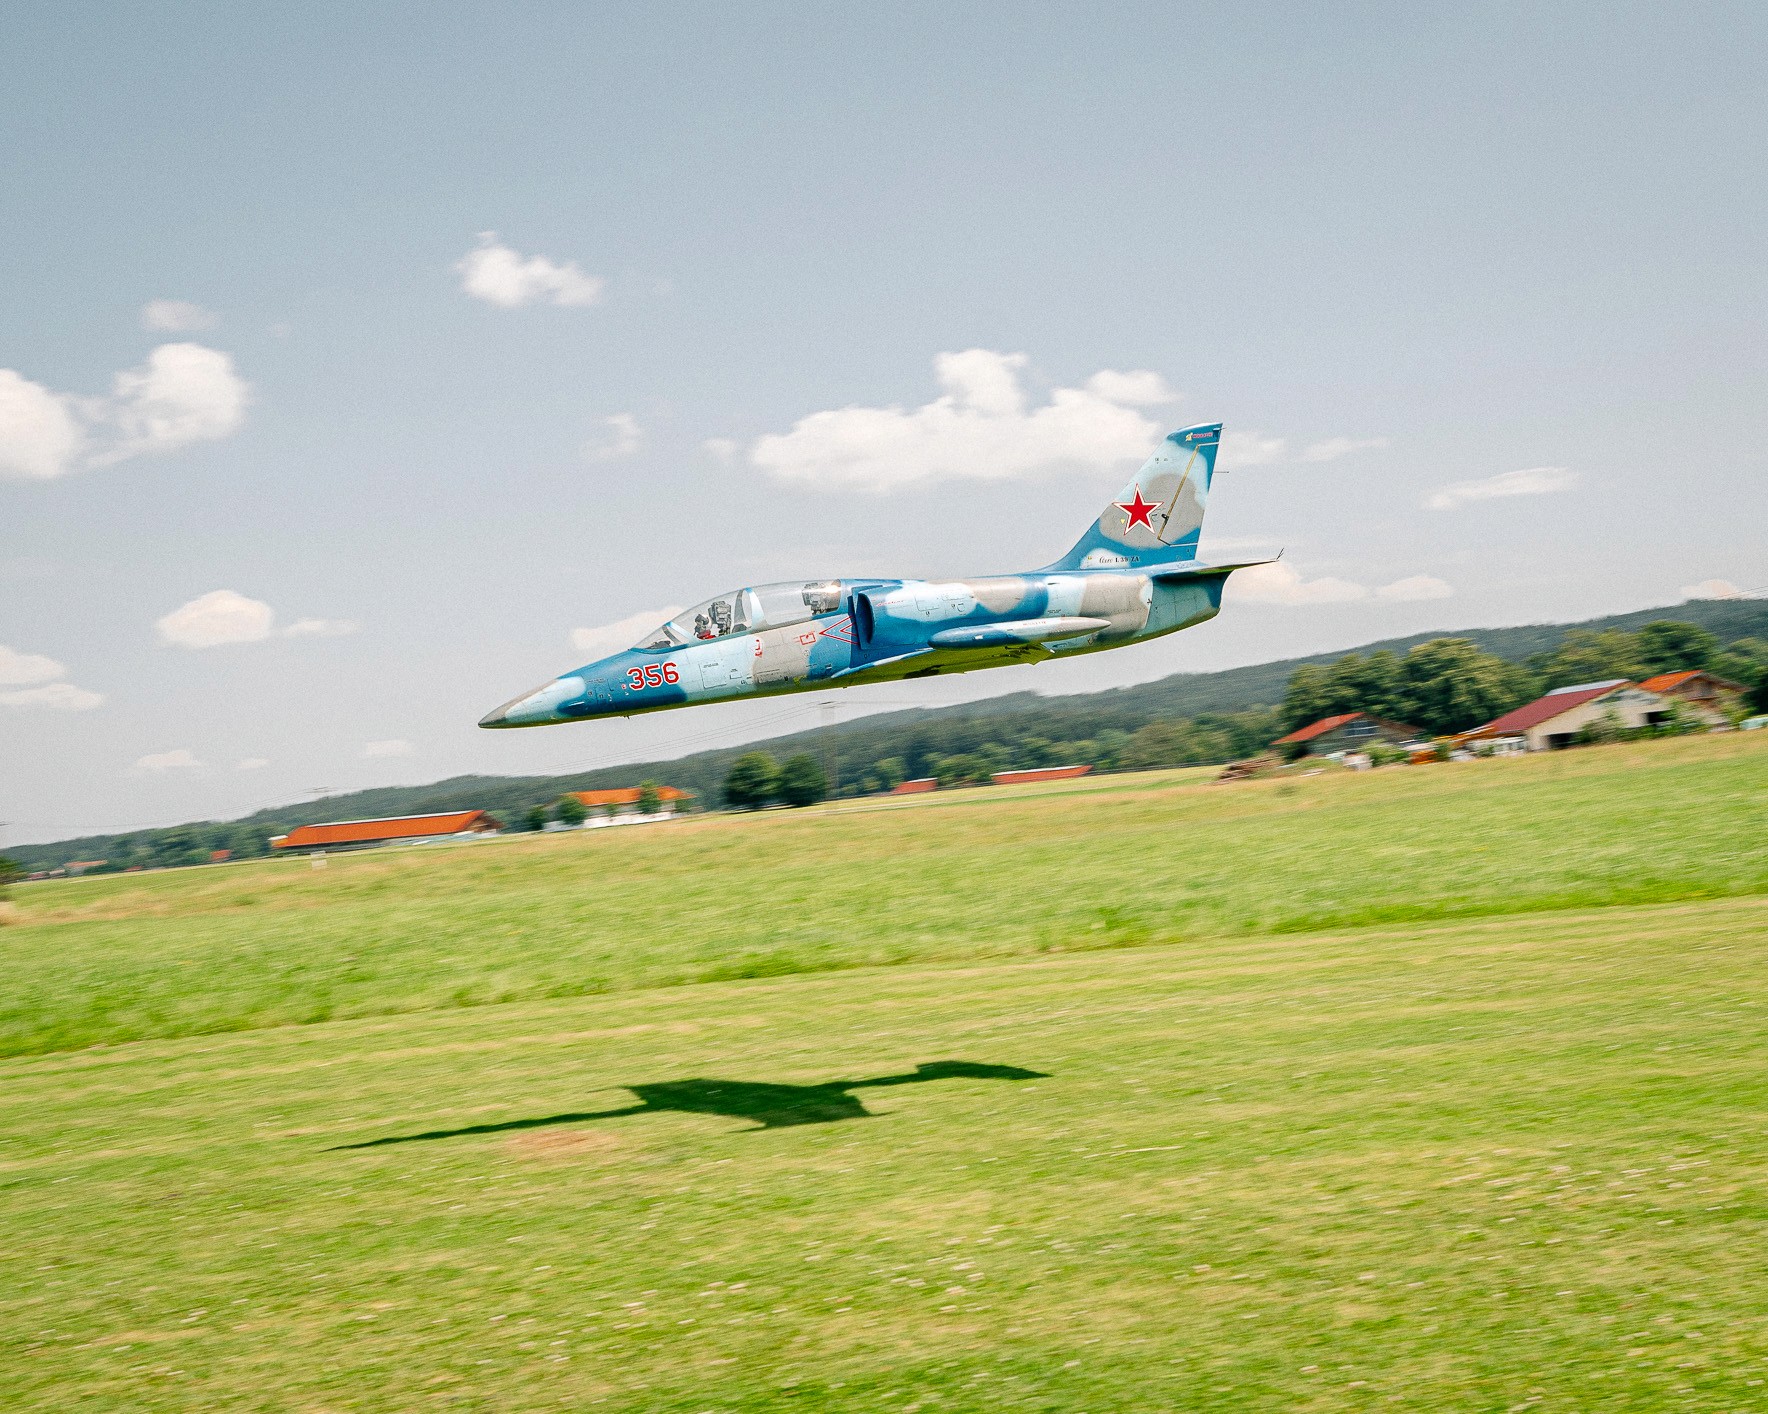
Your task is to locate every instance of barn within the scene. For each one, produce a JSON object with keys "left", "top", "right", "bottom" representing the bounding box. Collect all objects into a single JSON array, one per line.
[
  {"left": 1461, "top": 679, "right": 1672, "bottom": 752},
  {"left": 570, "top": 786, "right": 693, "bottom": 818},
  {"left": 990, "top": 765, "right": 1093, "bottom": 785},
  {"left": 271, "top": 810, "right": 503, "bottom": 853}
]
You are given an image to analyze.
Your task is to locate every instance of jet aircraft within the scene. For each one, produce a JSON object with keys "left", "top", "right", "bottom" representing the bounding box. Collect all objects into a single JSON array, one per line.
[{"left": 480, "top": 422, "right": 1272, "bottom": 729}]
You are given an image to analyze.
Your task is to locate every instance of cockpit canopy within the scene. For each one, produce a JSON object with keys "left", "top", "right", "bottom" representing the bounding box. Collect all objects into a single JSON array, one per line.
[{"left": 636, "top": 580, "right": 846, "bottom": 650}]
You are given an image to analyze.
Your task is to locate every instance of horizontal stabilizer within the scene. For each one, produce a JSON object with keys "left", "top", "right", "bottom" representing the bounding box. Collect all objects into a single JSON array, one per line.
[
  {"left": 1147, "top": 554, "right": 1281, "bottom": 583},
  {"left": 928, "top": 617, "right": 1110, "bottom": 649}
]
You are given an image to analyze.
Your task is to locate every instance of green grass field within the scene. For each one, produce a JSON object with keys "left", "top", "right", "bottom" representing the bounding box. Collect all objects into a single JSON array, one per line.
[{"left": 4, "top": 735, "right": 1767, "bottom": 1409}]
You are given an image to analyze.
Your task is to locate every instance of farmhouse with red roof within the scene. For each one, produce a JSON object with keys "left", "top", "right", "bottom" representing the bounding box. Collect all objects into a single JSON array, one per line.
[
  {"left": 1637, "top": 669, "right": 1745, "bottom": 723},
  {"left": 1460, "top": 680, "right": 1673, "bottom": 752}
]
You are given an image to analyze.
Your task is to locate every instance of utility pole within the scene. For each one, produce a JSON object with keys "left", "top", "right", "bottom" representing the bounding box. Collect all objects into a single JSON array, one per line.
[{"left": 820, "top": 701, "right": 838, "bottom": 801}]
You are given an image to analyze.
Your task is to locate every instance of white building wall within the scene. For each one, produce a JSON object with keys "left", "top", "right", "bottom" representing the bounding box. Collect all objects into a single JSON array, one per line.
[{"left": 1524, "top": 687, "right": 1671, "bottom": 750}]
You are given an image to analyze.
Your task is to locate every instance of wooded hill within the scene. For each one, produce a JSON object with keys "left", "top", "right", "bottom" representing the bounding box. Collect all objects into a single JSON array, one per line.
[{"left": 12, "top": 596, "right": 1766, "bottom": 873}]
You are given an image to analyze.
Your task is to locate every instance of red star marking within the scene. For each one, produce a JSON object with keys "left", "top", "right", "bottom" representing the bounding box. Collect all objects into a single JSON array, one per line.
[{"left": 1116, "top": 487, "right": 1162, "bottom": 531}]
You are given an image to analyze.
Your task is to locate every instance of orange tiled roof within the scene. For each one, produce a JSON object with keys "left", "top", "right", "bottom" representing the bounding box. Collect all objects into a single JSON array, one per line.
[
  {"left": 1272, "top": 712, "right": 1363, "bottom": 746},
  {"left": 1640, "top": 669, "right": 1742, "bottom": 694},
  {"left": 274, "top": 811, "right": 500, "bottom": 848},
  {"left": 570, "top": 786, "right": 692, "bottom": 807}
]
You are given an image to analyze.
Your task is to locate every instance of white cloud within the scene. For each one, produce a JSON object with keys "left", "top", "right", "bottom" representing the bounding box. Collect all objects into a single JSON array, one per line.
[
  {"left": 236, "top": 756, "right": 270, "bottom": 771},
  {"left": 1301, "top": 436, "right": 1389, "bottom": 463},
  {"left": 0, "top": 643, "right": 102, "bottom": 709},
  {"left": 456, "top": 232, "right": 604, "bottom": 308},
  {"left": 1426, "top": 466, "right": 1575, "bottom": 511},
  {"left": 1229, "top": 563, "right": 1455, "bottom": 606},
  {"left": 156, "top": 589, "right": 276, "bottom": 648},
  {"left": 0, "top": 682, "right": 103, "bottom": 711},
  {"left": 0, "top": 369, "right": 86, "bottom": 479},
  {"left": 3, "top": 344, "right": 248, "bottom": 479},
  {"left": 361, "top": 738, "right": 413, "bottom": 758},
  {"left": 1082, "top": 369, "right": 1179, "bottom": 406},
  {"left": 134, "top": 748, "right": 203, "bottom": 773},
  {"left": 1216, "top": 431, "right": 1287, "bottom": 470},
  {"left": 1680, "top": 578, "right": 1743, "bottom": 601},
  {"left": 750, "top": 350, "right": 1176, "bottom": 491},
  {"left": 141, "top": 299, "right": 218, "bottom": 332},
  {"left": 156, "top": 592, "right": 359, "bottom": 647},
  {"left": 584, "top": 413, "right": 642, "bottom": 461},
  {"left": 572, "top": 606, "right": 686, "bottom": 658},
  {"left": 0, "top": 644, "right": 65, "bottom": 686},
  {"left": 1230, "top": 561, "right": 1370, "bottom": 605},
  {"left": 97, "top": 343, "right": 250, "bottom": 465},
  {"left": 1375, "top": 574, "right": 1454, "bottom": 602},
  {"left": 283, "top": 617, "right": 359, "bottom": 638},
  {"left": 702, "top": 437, "right": 738, "bottom": 462}
]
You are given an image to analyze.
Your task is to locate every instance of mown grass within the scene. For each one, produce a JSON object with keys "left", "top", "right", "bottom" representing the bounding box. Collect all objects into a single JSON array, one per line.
[
  {"left": 4, "top": 734, "right": 1765, "bottom": 1057},
  {"left": 4, "top": 896, "right": 1766, "bottom": 1410}
]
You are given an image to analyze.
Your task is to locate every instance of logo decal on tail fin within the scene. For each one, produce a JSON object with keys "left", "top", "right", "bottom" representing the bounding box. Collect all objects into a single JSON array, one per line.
[{"left": 1116, "top": 487, "right": 1162, "bottom": 530}]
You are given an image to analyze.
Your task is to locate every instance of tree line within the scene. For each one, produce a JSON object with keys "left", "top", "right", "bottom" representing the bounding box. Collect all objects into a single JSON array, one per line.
[
  {"left": 14, "top": 607, "right": 1764, "bottom": 875},
  {"left": 1282, "top": 620, "right": 1768, "bottom": 736}
]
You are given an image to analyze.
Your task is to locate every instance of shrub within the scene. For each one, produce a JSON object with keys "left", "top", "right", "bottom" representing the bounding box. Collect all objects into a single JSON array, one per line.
[
  {"left": 776, "top": 755, "right": 828, "bottom": 808},
  {"left": 723, "top": 753, "right": 780, "bottom": 810}
]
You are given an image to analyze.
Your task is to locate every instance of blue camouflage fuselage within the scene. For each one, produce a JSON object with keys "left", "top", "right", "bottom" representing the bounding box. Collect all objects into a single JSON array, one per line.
[
  {"left": 480, "top": 422, "right": 1274, "bottom": 730},
  {"left": 480, "top": 569, "right": 1230, "bottom": 727}
]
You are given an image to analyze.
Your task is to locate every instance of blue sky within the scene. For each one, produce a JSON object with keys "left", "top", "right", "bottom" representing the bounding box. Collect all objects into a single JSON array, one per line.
[{"left": 3, "top": 2, "right": 1764, "bottom": 843}]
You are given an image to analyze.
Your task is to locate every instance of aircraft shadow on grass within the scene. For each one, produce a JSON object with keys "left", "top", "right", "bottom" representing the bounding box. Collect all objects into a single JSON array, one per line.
[{"left": 335, "top": 1061, "right": 1048, "bottom": 1150}]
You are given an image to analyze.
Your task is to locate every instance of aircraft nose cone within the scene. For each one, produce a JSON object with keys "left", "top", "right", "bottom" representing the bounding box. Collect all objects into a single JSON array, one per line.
[{"left": 478, "top": 675, "right": 586, "bottom": 729}]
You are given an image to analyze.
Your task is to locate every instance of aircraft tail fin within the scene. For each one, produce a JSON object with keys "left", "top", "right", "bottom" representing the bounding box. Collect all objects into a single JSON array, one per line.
[{"left": 1045, "top": 422, "right": 1222, "bottom": 572}]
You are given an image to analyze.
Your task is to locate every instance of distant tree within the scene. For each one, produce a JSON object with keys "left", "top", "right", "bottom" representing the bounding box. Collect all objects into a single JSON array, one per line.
[
  {"left": 1093, "top": 729, "right": 1131, "bottom": 771},
  {"left": 636, "top": 780, "right": 663, "bottom": 816},
  {"left": 776, "top": 754, "right": 828, "bottom": 808},
  {"left": 1122, "top": 718, "right": 1233, "bottom": 771},
  {"left": 1532, "top": 629, "right": 1647, "bottom": 690},
  {"left": 723, "top": 752, "right": 780, "bottom": 810},
  {"left": 555, "top": 795, "right": 588, "bottom": 827},
  {"left": 523, "top": 805, "right": 548, "bottom": 832},
  {"left": 933, "top": 753, "right": 989, "bottom": 786},
  {"left": 1739, "top": 643, "right": 1768, "bottom": 714},
  {"left": 974, "top": 742, "right": 1013, "bottom": 777},
  {"left": 901, "top": 730, "right": 938, "bottom": 781},
  {"left": 0, "top": 855, "right": 21, "bottom": 895},
  {"left": 1711, "top": 637, "right": 1768, "bottom": 706},
  {"left": 150, "top": 827, "right": 209, "bottom": 869},
  {"left": 1282, "top": 663, "right": 1335, "bottom": 731},
  {"left": 1398, "top": 638, "right": 1537, "bottom": 736},
  {"left": 873, "top": 756, "right": 907, "bottom": 792},
  {"left": 1325, "top": 650, "right": 1407, "bottom": 722},
  {"left": 1634, "top": 621, "right": 1718, "bottom": 675}
]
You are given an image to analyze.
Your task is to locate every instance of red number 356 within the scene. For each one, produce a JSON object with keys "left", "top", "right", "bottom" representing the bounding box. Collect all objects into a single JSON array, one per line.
[{"left": 626, "top": 662, "right": 681, "bottom": 690}]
